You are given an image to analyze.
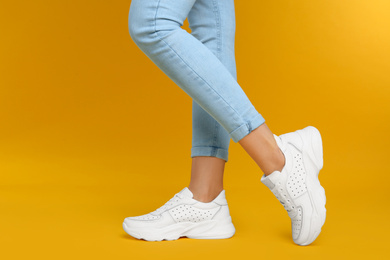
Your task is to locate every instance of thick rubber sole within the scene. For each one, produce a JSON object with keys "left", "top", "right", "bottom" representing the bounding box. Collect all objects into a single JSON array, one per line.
[
  {"left": 123, "top": 218, "right": 236, "bottom": 241},
  {"left": 279, "top": 126, "right": 326, "bottom": 246},
  {"left": 295, "top": 126, "right": 326, "bottom": 246}
]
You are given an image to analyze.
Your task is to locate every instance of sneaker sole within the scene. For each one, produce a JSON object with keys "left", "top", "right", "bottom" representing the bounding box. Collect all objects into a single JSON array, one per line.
[
  {"left": 282, "top": 126, "right": 326, "bottom": 245},
  {"left": 123, "top": 218, "right": 236, "bottom": 241}
]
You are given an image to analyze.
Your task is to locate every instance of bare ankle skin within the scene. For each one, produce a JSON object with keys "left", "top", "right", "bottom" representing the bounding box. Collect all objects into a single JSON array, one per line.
[
  {"left": 188, "top": 124, "right": 284, "bottom": 202},
  {"left": 188, "top": 156, "right": 225, "bottom": 203},
  {"left": 238, "top": 123, "right": 285, "bottom": 176}
]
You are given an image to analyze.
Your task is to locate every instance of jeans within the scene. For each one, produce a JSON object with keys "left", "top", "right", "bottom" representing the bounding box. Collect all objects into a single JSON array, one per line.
[{"left": 128, "top": 0, "right": 265, "bottom": 162}]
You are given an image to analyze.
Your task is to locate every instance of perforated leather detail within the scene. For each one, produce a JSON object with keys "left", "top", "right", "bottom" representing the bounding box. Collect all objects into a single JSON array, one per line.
[
  {"left": 169, "top": 205, "right": 219, "bottom": 223},
  {"left": 292, "top": 207, "right": 303, "bottom": 239},
  {"left": 287, "top": 152, "right": 307, "bottom": 198},
  {"left": 127, "top": 213, "right": 161, "bottom": 221}
]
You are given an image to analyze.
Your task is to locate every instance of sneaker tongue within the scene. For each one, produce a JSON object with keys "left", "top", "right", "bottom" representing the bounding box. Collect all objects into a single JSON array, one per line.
[
  {"left": 261, "top": 170, "right": 282, "bottom": 189},
  {"left": 178, "top": 187, "right": 194, "bottom": 198}
]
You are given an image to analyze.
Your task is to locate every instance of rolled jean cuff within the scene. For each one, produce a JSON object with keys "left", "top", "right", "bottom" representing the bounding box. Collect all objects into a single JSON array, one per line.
[
  {"left": 191, "top": 146, "right": 229, "bottom": 162},
  {"left": 229, "top": 114, "right": 266, "bottom": 143}
]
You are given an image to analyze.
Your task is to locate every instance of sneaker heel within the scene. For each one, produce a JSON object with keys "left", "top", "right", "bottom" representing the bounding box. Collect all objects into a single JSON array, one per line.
[{"left": 306, "top": 126, "right": 324, "bottom": 171}]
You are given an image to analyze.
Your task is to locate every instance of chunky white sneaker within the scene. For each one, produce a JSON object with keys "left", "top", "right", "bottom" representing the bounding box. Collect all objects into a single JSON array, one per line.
[
  {"left": 123, "top": 187, "right": 235, "bottom": 241},
  {"left": 261, "top": 126, "right": 326, "bottom": 246}
]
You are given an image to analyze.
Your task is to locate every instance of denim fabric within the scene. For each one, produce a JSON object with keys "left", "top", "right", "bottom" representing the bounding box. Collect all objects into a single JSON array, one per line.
[{"left": 128, "top": 0, "right": 265, "bottom": 162}]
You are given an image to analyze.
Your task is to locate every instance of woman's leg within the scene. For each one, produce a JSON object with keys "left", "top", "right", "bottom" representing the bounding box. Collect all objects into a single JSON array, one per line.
[
  {"left": 128, "top": 0, "right": 283, "bottom": 176},
  {"left": 128, "top": 0, "right": 264, "bottom": 143},
  {"left": 126, "top": 0, "right": 325, "bottom": 245},
  {"left": 187, "top": 0, "right": 236, "bottom": 202},
  {"left": 189, "top": 156, "right": 225, "bottom": 202}
]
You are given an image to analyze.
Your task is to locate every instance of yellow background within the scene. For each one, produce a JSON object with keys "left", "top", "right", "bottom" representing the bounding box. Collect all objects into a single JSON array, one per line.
[{"left": 1, "top": 0, "right": 389, "bottom": 259}]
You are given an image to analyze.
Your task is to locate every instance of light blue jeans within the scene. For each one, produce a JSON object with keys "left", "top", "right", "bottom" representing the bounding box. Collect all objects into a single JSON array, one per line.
[{"left": 128, "top": 0, "right": 265, "bottom": 162}]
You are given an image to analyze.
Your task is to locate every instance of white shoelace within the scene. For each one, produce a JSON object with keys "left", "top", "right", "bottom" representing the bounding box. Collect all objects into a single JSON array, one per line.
[{"left": 273, "top": 183, "right": 295, "bottom": 216}]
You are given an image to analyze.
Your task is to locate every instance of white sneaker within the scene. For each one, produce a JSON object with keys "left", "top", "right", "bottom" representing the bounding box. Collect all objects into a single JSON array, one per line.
[
  {"left": 123, "top": 187, "right": 236, "bottom": 241},
  {"left": 261, "top": 126, "right": 326, "bottom": 246}
]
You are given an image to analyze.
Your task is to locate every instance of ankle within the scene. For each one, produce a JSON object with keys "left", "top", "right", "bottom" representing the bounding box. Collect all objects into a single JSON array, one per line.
[
  {"left": 277, "top": 148, "right": 286, "bottom": 171},
  {"left": 188, "top": 186, "right": 223, "bottom": 203},
  {"left": 263, "top": 147, "right": 285, "bottom": 176}
]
